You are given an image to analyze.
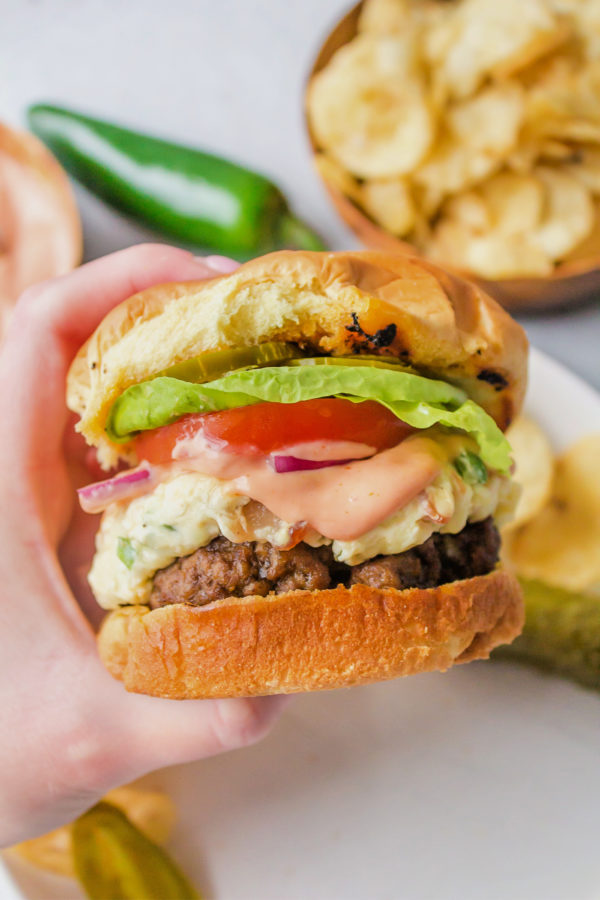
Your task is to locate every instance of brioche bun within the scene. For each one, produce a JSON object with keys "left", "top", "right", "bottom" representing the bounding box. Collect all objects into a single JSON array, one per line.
[
  {"left": 97, "top": 570, "right": 523, "bottom": 698},
  {"left": 67, "top": 250, "right": 527, "bottom": 468}
]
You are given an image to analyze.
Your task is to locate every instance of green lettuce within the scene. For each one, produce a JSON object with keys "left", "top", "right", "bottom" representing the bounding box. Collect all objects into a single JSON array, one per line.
[{"left": 106, "top": 365, "right": 512, "bottom": 472}]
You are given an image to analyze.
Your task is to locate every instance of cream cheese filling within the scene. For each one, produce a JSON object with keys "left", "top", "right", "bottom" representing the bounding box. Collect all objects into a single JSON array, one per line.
[{"left": 89, "top": 462, "right": 518, "bottom": 609}]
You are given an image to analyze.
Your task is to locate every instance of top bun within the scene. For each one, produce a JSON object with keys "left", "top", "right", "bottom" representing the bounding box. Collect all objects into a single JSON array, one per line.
[{"left": 68, "top": 250, "right": 528, "bottom": 468}]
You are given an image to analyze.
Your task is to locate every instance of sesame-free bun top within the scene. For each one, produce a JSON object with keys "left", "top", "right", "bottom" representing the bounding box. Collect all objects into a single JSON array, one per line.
[{"left": 67, "top": 250, "right": 528, "bottom": 468}]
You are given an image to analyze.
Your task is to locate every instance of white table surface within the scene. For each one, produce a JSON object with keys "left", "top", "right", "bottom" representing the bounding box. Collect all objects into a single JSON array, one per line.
[{"left": 3, "top": 0, "right": 599, "bottom": 390}]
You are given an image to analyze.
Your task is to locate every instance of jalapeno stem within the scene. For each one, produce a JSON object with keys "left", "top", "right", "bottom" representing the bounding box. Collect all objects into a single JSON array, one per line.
[{"left": 278, "top": 212, "right": 327, "bottom": 251}]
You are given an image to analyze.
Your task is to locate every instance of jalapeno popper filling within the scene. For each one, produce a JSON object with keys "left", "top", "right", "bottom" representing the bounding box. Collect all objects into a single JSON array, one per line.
[{"left": 79, "top": 347, "right": 518, "bottom": 609}]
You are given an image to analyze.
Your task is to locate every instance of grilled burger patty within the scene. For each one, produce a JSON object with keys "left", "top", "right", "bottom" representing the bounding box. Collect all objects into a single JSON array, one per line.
[{"left": 150, "top": 518, "right": 500, "bottom": 609}]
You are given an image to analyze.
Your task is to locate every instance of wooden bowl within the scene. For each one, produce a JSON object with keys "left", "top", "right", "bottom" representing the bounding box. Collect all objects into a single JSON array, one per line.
[{"left": 306, "top": 2, "right": 600, "bottom": 312}]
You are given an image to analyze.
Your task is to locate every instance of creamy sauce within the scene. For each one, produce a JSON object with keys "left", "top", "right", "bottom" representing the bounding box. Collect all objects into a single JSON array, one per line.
[
  {"left": 232, "top": 438, "right": 441, "bottom": 541},
  {"left": 173, "top": 432, "right": 444, "bottom": 541}
]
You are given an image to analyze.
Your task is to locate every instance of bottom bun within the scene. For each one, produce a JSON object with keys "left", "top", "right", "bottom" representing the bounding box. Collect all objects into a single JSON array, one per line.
[{"left": 97, "top": 569, "right": 523, "bottom": 699}]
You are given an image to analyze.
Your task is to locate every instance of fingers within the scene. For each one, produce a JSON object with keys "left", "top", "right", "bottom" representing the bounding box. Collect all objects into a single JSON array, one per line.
[
  {"left": 115, "top": 692, "right": 292, "bottom": 771},
  {"left": 0, "top": 244, "right": 239, "bottom": 508},
  {"left": 74, "top": 677, "right": 292, "bottom": 792},
  {"left": 0, "top": 243, "right": 239, "bottom": 421},
  {"left": 202, "top": 255, "right": 241, "bottom": 274},
  {"left": 8, "top": 244, "right": 239, "bottom": 352}
]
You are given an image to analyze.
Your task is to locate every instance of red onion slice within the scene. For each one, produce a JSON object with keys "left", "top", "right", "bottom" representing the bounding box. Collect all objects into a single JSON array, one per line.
[
  {"left": 270, "top": 455, "right": 358, "bottom": 473},
  {"left": 78, "top": 465, "right": 153, "bottom": 513}
]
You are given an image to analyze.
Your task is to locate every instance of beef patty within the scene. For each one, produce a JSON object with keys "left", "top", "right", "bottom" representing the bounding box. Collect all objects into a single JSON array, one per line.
[{"left": 149, "top": 518, "right": 500, "bottom": 609}]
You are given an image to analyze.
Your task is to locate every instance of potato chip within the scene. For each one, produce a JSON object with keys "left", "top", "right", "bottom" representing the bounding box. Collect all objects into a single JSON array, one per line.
[
  {"left": 481, "top": 172, "right": 545, "bottom": 235},
  {"left": 105, "top": 786, "right": 176, "bottom": 845},
  {"left": 540, "top": 139, "right": 581, "bottom": 161},
  {"left": 460, "top": 233, "right": 552, "bottom": 279},
  {"left": 425, "top": 218, "right": 553, "bottom": 278},
  {"left": 361, "top": 177, "right": 415, "bottom": 235},
  {"left": 504, "top": 416, "right": 555, "bottom": 531},
  {"left": 508, "top": 434, "right": 600, "bottom": 591},
  {"left": 444, "top": 190, "right": 490, "bottom": 232},
  {"left": 427, "top": 172, "right": 548, "bottom": 276},
  {"left": 307, "top": 34, "right": 434, "bottom": 178},
  {"left": 530, "top": 166, "right": 594, "bottom": 258},
  {"left": 505, "top": 136, "right": 578, "bottom": 174},
  {"left": 505, "top": 139, "right": 544, "bottom": 175},
  {"left": 414, "top": 82, "right": 524, "bottom": 198},
  {"left": 8, "top": 826, "right": 74, "bottom": 877},
  {"left": 358, "top": 0, "right": 411, "bottom": 33},
  {"left": 525, "top": 56, "right": 600, "bottom": 144},
  {"left": 359, "top": 0, "right": 449, "bottom": 38},
  {"left": 9, "top": 785, "right": 176, "bottom": 877},
  {"left": 565, "top": 147, "right": 600, "bottom": 194},
  {"left": 565, "top": 201, "right": 600, "bottom": 261},
  {"left": 549, "top": 0, "right": 600, "bottom": 59},
  {"left": 425, "top": 0, "right": 569, "bottom": 99}
]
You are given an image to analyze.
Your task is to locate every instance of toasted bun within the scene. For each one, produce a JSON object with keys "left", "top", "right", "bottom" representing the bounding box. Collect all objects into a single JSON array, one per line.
[
  {"left": 67, "top": 251, "right": 527, "bottom": 468},
  {"left": 97, "top": 569, "right": 523, "bottom": 699}
]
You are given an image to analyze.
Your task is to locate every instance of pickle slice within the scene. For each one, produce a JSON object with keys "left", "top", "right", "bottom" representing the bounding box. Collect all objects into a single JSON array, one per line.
[
  {"left": 287, "top": 354, "right": 417, "bottom": 375},
  {"left": 72, "top": 801, "right": 199, "bottom": 900},
  {"left": 160, "top": 341, "right": 303, "bottom": 383}
]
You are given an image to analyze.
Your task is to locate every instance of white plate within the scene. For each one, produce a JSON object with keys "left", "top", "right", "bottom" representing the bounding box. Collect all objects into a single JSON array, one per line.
[{"left": 4, "top": 348, "right": 600, "bottom": 900}]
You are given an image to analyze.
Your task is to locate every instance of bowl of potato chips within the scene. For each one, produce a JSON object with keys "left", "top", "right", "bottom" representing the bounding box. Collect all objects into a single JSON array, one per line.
[{"left": 306, "top": 0, "right": 600, "bottom": 309}]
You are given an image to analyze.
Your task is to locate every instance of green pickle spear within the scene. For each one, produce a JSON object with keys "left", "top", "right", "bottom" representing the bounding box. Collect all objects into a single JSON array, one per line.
[
  {"left": 72, "top": 801, "right": 199, "bottom": 900},
  {"left": 494, "top": 578, "right": 600, "bottom": 691}
]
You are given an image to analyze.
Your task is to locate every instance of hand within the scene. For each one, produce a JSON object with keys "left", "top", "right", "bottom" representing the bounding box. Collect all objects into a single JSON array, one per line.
[{"left": 0, "top": 244, "right": 289, "bottom": 846}]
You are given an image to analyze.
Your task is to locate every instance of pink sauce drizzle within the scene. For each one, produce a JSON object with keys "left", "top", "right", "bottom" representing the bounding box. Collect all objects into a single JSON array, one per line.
[{"left": 173, "top": 433, "right": 443, "bottom": 542}]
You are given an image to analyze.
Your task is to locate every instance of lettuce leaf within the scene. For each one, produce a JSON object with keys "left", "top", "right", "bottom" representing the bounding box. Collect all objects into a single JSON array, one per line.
[{"left": 106, "top": 365, "right": 511, "bottom": 472}]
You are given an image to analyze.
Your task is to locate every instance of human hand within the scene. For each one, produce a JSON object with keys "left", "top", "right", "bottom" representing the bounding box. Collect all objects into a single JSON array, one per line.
[{"left": 0, "top": 244, "right": 289, "bottom": 846}]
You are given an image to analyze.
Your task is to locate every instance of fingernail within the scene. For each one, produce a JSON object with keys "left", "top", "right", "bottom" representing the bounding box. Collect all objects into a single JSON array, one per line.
[{"left": 196, "top": 255, "right": 240, "bottom": 273}]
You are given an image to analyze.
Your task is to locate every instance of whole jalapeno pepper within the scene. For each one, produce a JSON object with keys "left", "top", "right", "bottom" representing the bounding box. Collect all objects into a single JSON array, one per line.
[{"left": 27, "top": 103, "right": 326, "bottom": 258}]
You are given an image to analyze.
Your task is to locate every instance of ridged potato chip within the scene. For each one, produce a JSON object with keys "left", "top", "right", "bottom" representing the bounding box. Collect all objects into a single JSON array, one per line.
[
  {"left": 526, "top": 57, "right": 600, "bottom": 143},
  {"left": 360, "top": 0, "right": 449, "bottom": 39},
  {"left": 565, "top": 147, "right": 600, "bottom": 194},
  {"left": 444, "top": 190, "right": 490, "bottom": 231},
  {"left": 504, "top": 416, "right": 555, "bottom": 531},
  {"left": 549, "top": 0, "right": 600, "bottom": 59},
  {"left": 530, "top": 166, "right": 594, "bottom": 258},
  {"left": 565, "top": 201, "right": 600, "bottom": 261},
  {"left": 358, "top": 0, "right": 411, "bottom": 33},
  {"left": 9, "top": 785, "right": 176, "bottom": 878},
  {"left": 414, "top": 82, "right": 524, "bottom": 199},
  {"left": 481, "top": 172, "right": 545, "bottom": 235},
  {"left": 425, "top": 0, "right": 569, "bottom": 99},
  {"left": 426, "top": 221, "right": 552, "bottom": 279},
  {"left": 361, "top": 177, "right": 416, "bottom": 235},
  {"left": 427, "top": 171, "right": 553, "bottom": 277},
  {"left": 307, "top": 34, "right": 434, "bottom": 178},
  {"left": 508, "top": 435, "right": 600, "bottom": 592}
]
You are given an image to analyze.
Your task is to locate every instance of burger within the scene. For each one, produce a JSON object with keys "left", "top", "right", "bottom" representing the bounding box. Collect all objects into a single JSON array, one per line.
[{"left": 69, "top": 250, "right": 526, "bottom": 699}]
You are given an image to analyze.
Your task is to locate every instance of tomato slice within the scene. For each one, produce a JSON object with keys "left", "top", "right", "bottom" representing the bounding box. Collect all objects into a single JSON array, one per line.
[{"left": 135, "top": 398, "right": 413, "bottom": 464}]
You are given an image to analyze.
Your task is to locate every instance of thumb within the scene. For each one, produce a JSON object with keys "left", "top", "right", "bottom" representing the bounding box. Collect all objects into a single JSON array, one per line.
[{"left": 90, "top": 676, "right": 291, "bottom": 786}]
